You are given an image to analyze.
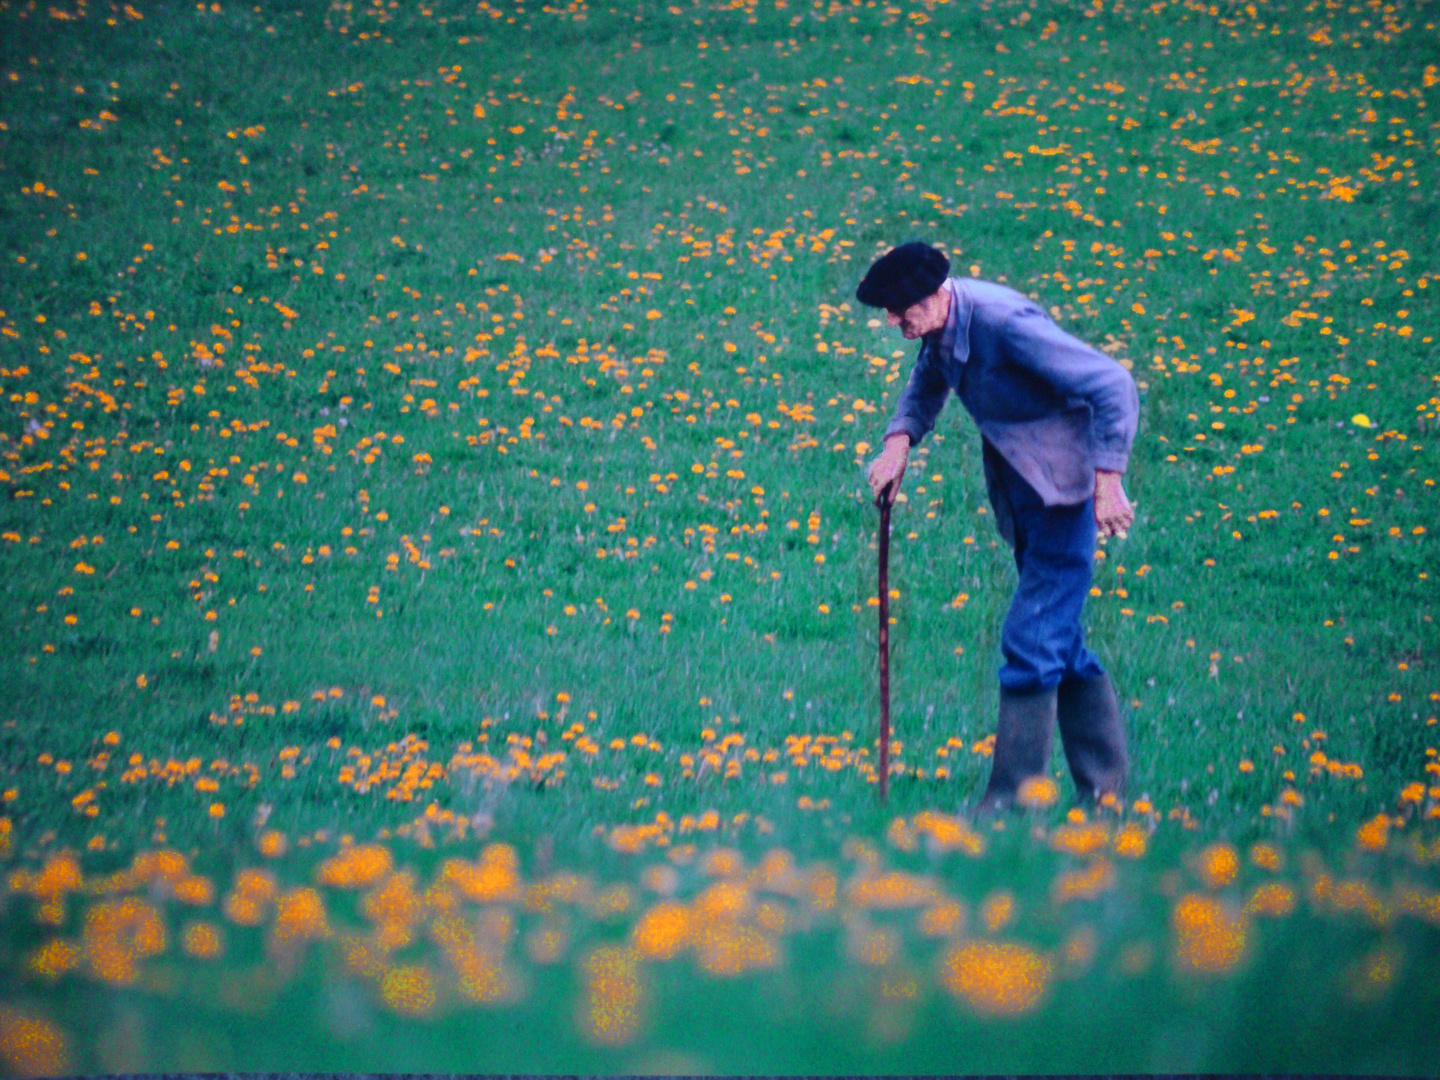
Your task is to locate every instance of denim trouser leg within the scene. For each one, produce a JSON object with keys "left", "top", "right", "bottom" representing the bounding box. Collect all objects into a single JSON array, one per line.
[{"left": 994, "top": 454, "right": 1106, "bottom": 694}]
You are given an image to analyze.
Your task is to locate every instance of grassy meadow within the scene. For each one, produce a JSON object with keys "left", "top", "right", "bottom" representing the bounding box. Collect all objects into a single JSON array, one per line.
[{"left": 1, "top": 0, "right": 1439, "bottom": 1071}]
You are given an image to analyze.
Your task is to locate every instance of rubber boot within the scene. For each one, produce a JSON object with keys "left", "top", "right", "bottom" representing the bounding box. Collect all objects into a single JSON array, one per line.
[
  {"left": 1056, "top": 672, "right": 1128, "bottom": 803},
  {"left": 976, "top": 686, "right": 1058, "bottom": 812}
]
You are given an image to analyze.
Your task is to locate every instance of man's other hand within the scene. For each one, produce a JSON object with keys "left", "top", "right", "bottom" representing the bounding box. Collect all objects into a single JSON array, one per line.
[
  {"left": 868, "top": 433, "right": 911, "bottom": 506},
  {"left": 1095, "top": 469, "right": 1134, "bottom": 538}
]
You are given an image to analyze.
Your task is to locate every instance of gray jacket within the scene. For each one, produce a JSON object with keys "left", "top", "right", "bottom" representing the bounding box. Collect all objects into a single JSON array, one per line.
[{"left": 883, "top": 277, "right": 1139, "bottom": 546}]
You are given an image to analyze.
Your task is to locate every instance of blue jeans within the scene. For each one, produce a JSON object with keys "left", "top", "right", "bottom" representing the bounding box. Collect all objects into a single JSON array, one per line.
[{"left": 990, "top": 449, "right": 1106, "bottom": 693}]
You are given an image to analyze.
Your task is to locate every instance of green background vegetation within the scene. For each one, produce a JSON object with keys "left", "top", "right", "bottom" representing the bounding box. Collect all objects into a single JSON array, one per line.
[{"left": 0, "top": 0, "right": 1438, "bottom": 1071}]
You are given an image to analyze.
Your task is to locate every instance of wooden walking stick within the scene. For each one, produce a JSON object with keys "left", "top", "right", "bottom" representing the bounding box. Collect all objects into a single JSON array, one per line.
[{"left": 876, "top": 489, "right": 892, "bottom": 802}]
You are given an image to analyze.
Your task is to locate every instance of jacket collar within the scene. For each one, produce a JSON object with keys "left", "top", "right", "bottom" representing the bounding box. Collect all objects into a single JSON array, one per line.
[{"left": 926, "top": 278, "right": 971, "bottom": 365}]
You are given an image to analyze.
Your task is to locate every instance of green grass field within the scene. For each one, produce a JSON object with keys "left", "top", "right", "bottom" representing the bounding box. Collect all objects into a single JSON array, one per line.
[{"left": 1, "top": 0, "right": 1439, "bottom": 1072}]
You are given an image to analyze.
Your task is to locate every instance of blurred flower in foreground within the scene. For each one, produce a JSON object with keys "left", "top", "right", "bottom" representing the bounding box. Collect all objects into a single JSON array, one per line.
[
  {"left": 0, "top": 1007, "right": 70, "bottom": 1078},
  {"left": 441, "top": 843, "right": 522, "bottom": 902},
  {"left": 1050, "top": 819, "right": 1109, "bottom": 856},
  {"left": 271, "top": 887, "right": 332, "bottom": 964},
  {"left": 1172, "top": 893, "right": 1249, "bottom": 973},
  {"left": 26, "top": 939, "right": 81, "bottom": 981},
  {"left": 431, "top": 912, "right": 515, "bottom": 1004},
  {"left": 980, "top": 890, "right": 1015, "bottom": 934},
  {"left": 1354, "top": 814, "right": 1390, "bottom": 852},
  {"left": 1194, "top": 842, "right": 1239, "bottom": 889},
  {"left": 1243, "top": 882, "right": 1296, "bottom": 918},
  {"left": 223, "top": 869, "right": 277, "bottom": 926},
  {"left": 1347, "top": 947, "right": 1399, "bottom": 1003},
  {"left": 1017, "top": 776, "right": 1060, "bottom": 809},
  {"left": 182, "top": 920, "right": 225, "bottom": 960},
  {"left": 363, "top": 871, "right": 422, "bottom": 950},
  {"left": 1249, "top": 842, "right": 1283, "bottom": 871},
  {"left": 83, "top": 897, "right": 165, "bottom": 984},
  {"left": 1112, "top": 822, "right": 1149, "bottom": 859},
  {"left": 317, "top": 844, "right": 393, "bottom": 889},
  {"left": 380, "top": 963, "right": 437, "bottom": 1017},
  {"left": 693, "top": 919, "right": 778, "bottom": 975},
  {"left": 918, "top": 899, "right": 966, "bottom": 937},
  {"left": 939, "top": 940, "right": 1053, "bottom": 1016},
  {"left": 580, "top": 945, "right": 644, "bottom": 1045},
  {"left": 12, "top": 852, "right": 83, "bottom": 925},
  {"left": 632, "top": 900, "right": 691, "bottom": 959},
  {"left": 1052, "top": 857, "right": 1116, "bottom": 904},
  {"left": 912, "top": 811, "right": 986, "bottom": 855}
]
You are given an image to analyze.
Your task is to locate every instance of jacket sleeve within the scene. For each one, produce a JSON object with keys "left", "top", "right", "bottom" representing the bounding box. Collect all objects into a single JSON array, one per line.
[
  {"left": 1000, "top": 306, "right": 1139, "bottom": 473},
  {"left": 883, "top": 341, "right": 952, "bottom": 447}
]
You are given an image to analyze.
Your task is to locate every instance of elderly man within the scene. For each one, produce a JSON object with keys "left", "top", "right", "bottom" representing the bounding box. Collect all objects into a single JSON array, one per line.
[{"left": 859, "top": 241, "right": 1138, "bottom": 811}]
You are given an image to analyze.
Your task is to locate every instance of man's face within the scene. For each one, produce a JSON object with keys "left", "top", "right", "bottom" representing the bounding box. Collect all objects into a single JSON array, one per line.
[{"left": 886, "top": 286, "right": 950, "bottom": 340}]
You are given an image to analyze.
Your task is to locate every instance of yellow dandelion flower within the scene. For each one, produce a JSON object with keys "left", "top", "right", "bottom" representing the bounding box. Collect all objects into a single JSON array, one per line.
[
  {"left": 1243, "top": 882, "right": 1296, "bottom": 918},
  {"left": 847, "top": 872, "right": 941, "bottom": 910},
  {"left": 27, "top": 939, "right": 82, "bottom": 980},
  {"left": 580, "top": 945, "right": 644, "bottom": 1044},
  {"left": 1194, "top": 842, "right": 1240, "bottom": 889},
  {"left": 1017, "top": 775, "right": 1059, "bottom": 808},
  {"left": 1329, "top": 879, "right": 1390, "bottom": 926},
  {"left": 1052, "top": 858, "right": 1117, "bottom": 904},
  {"left": 20, "top": 852, "right": 83, "bottom": 925},
  {"left": 132, "top": 849, "right": 189, "bottom": 885},
  {"left": 362, "top": 871, "right": 422, "bottom": 950},
  {"left": 918, "top": 900, "right": 966, "bottom": 937},
  {"left": 83, "top": 897, "right": 166, "bottom": 985},
  {"left": 980, "top": 890, "right": 1015, "bottom": 934},
  {"left": 379, "top": 964, "right": 437, "bottom": 1017},
  {"left": 223, "top": 868, "right": 277, "bottom": 926},
  {"left": 1248, "top": 842, "right": 1282, "bottom": 871},
  {"left": 1355, "top": 814, "right": 1390, "bottom": 852},
  {"left": 172, "top": 875, "right": 215, "bottom": 906},
  {"left": 0, "top": 1007, "right": 71, "bottom": 1078},
  {"left": 316, "top": 844, "right": 392, "bottom": 888},
  {"left": 1050, "top": 821, "right": 1110, "bottom": 857},
  {"left": 632, "top": 900, "right": 691, "bottom": 959},
  {"left": 441, "top": 843, "right": 521, "bottom": 903},
  {"left": 693, "top": 920, "right": 778, "bottom": 976},
  {"left": 1112, "top": 822, "right": 1149, "bottom": 859},
  {"left": 692, "top": 880, "right": 752, "bottom": 922},
  {"left": 1172, "top": 893, "right": 1249, "bottom": 973},
  {"left": 912, "top": 811, "right": 985, "bottom": 855},
  {"left": 272, "top": 887, "right": 331, "bottom": 956},
  {"left": 182, "top": 920, "right": 225, "bottom": 959},
  {"left": 939, "top": 940, "right": 1052, "bottom": 1016}
]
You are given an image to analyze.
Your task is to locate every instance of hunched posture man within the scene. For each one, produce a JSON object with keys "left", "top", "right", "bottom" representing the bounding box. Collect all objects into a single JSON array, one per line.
[{"left": 858, "top": 241, "right": 1139, "bottom": 811}]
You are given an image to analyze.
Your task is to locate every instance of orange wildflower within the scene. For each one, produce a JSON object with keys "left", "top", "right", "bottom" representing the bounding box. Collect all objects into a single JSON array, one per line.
[
  {"left": 632, "top": 900, "right": 691, "bottom": 959},
  {"left": 580, "top": 945, "right": 644, "bottom": 1045},
  {"left": 0, "top": 1007, "right": 70, "bottom": 1078},
  {"left": 940, "top": 940, "right": 1053, "bottom": 1015},
  {"left": 380, "top": 964, "right": 438, "bottom": 1017},
  {"left": 1194, "top": 842, "right": 1240, "bottom": 889},
  {"left": 316, "top": 844, "right": 393, "bottom": 888},
  {"left": 83, "top": 897, "right": 166, "bottom": 984},
  {"left": 1172, "top": 893, "right": 1249, "bottom": 973}
]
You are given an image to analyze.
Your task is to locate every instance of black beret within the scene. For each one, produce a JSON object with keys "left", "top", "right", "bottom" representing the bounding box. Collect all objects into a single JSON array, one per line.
[{"left": 855, "top": 241, "right": 950, "bottom": 312}]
